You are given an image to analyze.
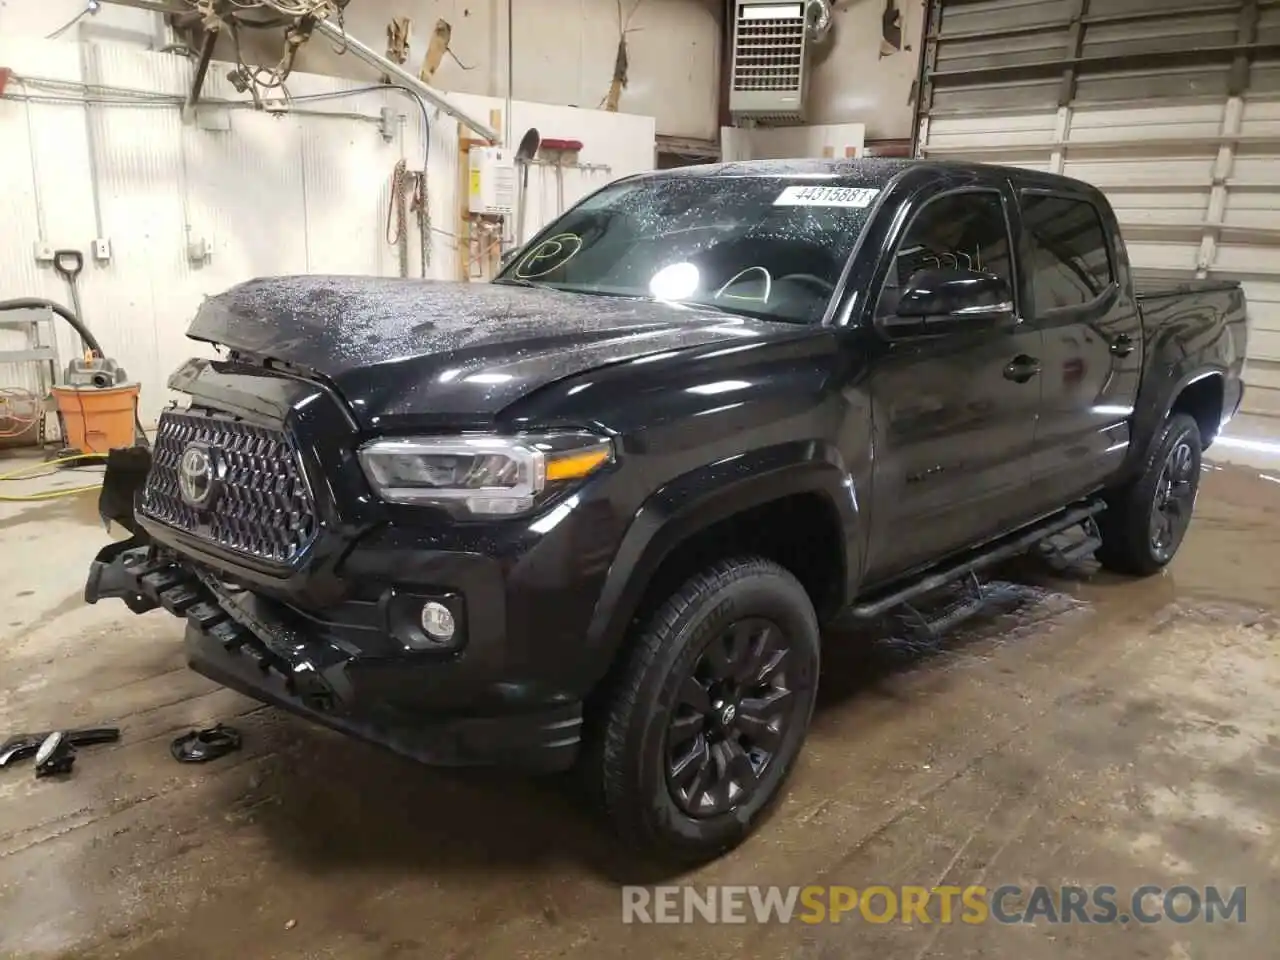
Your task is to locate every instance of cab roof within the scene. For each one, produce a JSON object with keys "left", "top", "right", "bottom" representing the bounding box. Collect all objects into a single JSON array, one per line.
[{"left": 633, "top": 157, "right": 1098, "bottom": 197}]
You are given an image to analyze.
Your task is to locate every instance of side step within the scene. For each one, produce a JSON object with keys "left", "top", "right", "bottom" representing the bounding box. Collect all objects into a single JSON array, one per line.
[
  {"left": 1037, "top": 514, "right": 1103, "bottom": 570},
  {"left": 842, "top": 499, "right": 1107, "bottom": 624}
]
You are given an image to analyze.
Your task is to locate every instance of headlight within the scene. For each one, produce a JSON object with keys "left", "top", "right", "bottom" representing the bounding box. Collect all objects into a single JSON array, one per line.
[{"left": 358, "top": 431, "right": 614, "bottom": 517}]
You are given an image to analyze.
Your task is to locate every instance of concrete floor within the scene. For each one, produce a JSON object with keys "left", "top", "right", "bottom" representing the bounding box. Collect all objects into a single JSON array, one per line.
[{"left": 1, "top": 447, "right": 1278, "bottom": 959}]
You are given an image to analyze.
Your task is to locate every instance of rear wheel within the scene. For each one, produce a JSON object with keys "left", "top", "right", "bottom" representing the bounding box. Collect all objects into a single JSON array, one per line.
[
  {"left": 1097, "top": 413, "right": 1202, "bottom": 576},
  {"left": 593, "top": 556, "right": 819, "bottom": 864}
]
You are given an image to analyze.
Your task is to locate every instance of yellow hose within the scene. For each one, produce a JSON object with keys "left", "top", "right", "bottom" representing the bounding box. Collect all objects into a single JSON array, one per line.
[{"left": 0, "top": 452, "right": 107, "bottom": 502}]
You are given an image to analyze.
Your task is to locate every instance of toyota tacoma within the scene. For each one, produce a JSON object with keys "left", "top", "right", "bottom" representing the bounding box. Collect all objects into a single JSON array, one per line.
[{"left": 85, "top": 159, "right": 1247, "bottom": 863}]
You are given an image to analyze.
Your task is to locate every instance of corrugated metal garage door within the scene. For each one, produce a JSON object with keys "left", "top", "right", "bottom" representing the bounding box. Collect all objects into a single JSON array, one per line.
[{"left": 915, "top": 0, "right": 1280, "bottom": 427}]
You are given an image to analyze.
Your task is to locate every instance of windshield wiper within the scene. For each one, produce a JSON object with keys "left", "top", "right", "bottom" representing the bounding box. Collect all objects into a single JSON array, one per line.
[
  {"left": 492, "top": 277, "right": 548, "bottom": 288},
  {"left": 492, "top": 279, "right": 642, "bottom": 302},
  {"left": 679, "top": 300, "right": 766, "bottom": 321},
  {"left": 491, "top": 281, "right": 762, "bottom": 316}
]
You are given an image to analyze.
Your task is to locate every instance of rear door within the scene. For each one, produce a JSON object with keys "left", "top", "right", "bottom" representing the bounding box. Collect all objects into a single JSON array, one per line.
[
  {"left": 861, "top": 183, "right": 1044, "bottom": 583},
  {"left": 1017, "top": 189, "right": 1143, "bottom": 512}
]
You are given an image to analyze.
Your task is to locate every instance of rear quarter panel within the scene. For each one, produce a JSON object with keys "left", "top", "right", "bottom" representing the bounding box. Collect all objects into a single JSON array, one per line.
[{"left": 1129, "top": 281, "right": 1247, "bottom": 465}]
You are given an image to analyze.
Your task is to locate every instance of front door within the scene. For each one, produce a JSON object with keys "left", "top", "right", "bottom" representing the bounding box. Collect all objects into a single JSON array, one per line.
[
  {"left": 1017, "top": 189, "right": 1143, "bottom": 513},
  {"left": 862, "top": 187, "right": 1044, "bottom": 584}
]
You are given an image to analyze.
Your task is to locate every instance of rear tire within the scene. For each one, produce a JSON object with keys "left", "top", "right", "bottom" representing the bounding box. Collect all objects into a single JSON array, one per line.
[
  {"left": 593, "top": 556, "right": 819, "bottom": 865},
  {"left": 1097, "top": 413, "right": 1202, "bottom": 576}
]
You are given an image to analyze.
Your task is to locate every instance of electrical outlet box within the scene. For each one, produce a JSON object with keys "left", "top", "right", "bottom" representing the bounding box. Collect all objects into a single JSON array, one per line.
[
  {"left": 186, "top": 237, "right": 212, "bottom": 263},
  {"left": 195, "top": 107, "right": 231, "bottom": 132},
  {"left": 33, "top": 242, "right": 55, "bottom": 263},
  {"left": 378, "top": 106, "right": 397, "bottom": 142},
  {"left": 93, "top": 238, "right": 112, "bottom": 262}
]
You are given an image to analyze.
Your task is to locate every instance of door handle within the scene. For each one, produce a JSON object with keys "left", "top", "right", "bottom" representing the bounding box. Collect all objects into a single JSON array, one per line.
[
  {"left": 1109, "top": 334, "right": 1135, "bottom": 358},
  {"left": 1003, "top": 355, "right": 1041, "bottom": 383}
]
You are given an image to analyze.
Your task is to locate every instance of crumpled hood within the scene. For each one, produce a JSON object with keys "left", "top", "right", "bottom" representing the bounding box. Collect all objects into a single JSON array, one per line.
[{"left": 187, "top": 275, "right": 791, "bottom": 428}]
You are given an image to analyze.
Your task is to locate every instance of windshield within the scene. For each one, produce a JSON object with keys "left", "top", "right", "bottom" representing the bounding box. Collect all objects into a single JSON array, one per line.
[{"left": 494, "top": 175, "right": 881, "bottom": 324}]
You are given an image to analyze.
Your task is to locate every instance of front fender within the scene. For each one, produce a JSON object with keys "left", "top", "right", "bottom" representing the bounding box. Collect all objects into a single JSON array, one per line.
[{"left": 582, "top": 440, "right": 861, "bottom": 675}]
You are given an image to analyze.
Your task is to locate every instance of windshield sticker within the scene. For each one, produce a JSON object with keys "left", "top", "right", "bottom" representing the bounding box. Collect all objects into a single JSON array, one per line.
[{"left": 773, "top": 185, "right": 880, "bottom": 208}]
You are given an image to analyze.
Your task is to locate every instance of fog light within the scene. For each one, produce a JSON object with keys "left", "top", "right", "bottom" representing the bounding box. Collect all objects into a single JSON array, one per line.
[{"left": 420, "top": 601, "right": 456, "bottom": 643}]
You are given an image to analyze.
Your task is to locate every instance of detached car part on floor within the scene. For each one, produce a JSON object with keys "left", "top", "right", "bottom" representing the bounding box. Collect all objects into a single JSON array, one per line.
[{"left": 85, "top": 158, "right": 1247, "bottom": 863}]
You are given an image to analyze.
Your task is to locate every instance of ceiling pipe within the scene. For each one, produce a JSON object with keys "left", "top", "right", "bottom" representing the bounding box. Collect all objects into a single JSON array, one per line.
[
  {"left": 312, "top": 18, "right": 501, "bottom": 143},
  {"left": 506, "top": 0, "right": 513, "bottom": 148},
  {"left": 90, "top": 0, "right": 502, "bottom": 142}
]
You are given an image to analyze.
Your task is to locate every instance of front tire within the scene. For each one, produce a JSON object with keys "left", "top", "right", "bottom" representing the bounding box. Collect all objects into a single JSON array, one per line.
[
  {"left": 595, "top": 556, "right": 819, "bottom": 865},
  {"left": 1097, "top": 413, "right": 1203, "bottom": 576}
]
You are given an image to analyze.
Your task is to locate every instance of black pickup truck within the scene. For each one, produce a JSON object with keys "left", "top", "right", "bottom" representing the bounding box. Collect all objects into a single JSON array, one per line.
[{"left": 86, "top": 159, "right": 1247, "bottom": 863}]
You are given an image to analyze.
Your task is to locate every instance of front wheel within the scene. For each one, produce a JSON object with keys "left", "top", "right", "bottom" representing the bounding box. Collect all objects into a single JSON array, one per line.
[
  {"left": 594, "top": 556, "right": 820, "bottom": 864},
  {"left": 1097, "top": 413, "right": 1203, "bottom": 576}
]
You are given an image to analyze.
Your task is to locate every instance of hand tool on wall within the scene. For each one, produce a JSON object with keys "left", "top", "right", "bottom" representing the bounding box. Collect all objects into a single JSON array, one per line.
[
  {"left": 52, "top": 249, "right": 88, "bottom": 356},
  {"left": 538, "top": 139, "right": 584, "bottom": 217},
  {"left": 514, "top": 127, "right": 540, "bottom": 246}
]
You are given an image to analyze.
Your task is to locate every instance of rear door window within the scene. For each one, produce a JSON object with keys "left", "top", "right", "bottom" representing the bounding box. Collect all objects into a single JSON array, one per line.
[{"left": 1020, "top": 193, "right": 1113, "bottom": 314}]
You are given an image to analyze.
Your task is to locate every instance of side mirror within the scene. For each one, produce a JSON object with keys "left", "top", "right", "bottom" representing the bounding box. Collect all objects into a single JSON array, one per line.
[
  {"left": 881, "top": 267, "right": 1015, "bottom": 337},
  {"left": 499, "top": 247, "right": 519, "bottom": 269}
]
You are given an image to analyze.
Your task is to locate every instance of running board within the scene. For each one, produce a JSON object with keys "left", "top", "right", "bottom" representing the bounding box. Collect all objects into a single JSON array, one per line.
[
  {"left": 842, "top": 500, "right": 1106, "bottom": 622},
  {"left": 1037, "top": 513, "right": 1103, "bottom": 570},
  {"left": 896, "top": 572, "right": 989, "bottom": 642}
]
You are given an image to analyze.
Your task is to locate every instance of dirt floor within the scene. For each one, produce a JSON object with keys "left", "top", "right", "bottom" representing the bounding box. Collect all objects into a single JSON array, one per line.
[{"left": 1, "top": 449, "right": 1278, "bottom": 959}]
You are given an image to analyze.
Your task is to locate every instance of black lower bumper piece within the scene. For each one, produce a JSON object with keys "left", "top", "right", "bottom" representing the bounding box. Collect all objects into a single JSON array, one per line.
[
  {"left": 85, "top": 544, "right": 582, "bottom": 772},
  {"left": 170, "top": 724, "right": 242, "bottom": 763},
  {"left": 0, "top": 728, "right": 120, "bottom": 769}
]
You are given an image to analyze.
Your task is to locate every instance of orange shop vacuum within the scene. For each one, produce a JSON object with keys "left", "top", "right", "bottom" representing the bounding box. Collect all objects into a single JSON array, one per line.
[{"left": 51, "top": 355, "right": 142, "bottom": 456}]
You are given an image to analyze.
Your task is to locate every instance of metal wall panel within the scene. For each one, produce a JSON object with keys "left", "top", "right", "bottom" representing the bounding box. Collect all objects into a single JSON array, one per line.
[
  {"left": 918, "top": 0, "right": 1280, "bottom": 428},
  {"left": 0, "top": 43, "right": 86, "bottom": 403}
]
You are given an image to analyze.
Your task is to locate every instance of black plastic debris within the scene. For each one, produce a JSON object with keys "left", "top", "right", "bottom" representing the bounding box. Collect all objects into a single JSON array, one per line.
[
  {"left": 0, "top": 727, "right": 120, "bottom": 770},
  {"left": 34, "top": 732, "right": 76, "bottom": 778},
  {"left": 170, "top": 724, "right": 242, "bottom": 763}
]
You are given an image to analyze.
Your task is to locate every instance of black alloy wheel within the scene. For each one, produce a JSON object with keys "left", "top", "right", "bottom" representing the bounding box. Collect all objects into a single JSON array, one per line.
[
  {"left": 665, "top": 617, "right": 796, "bottom": 817},
  {"left": 591, "top": 556, "right": 820, "bottom": 864},
  {"left": 1149, "top": 437, "right": 1197, "bottom": 564},
  {"left": 1097, "top": 412, "right": 1203, "bottom": 576}
]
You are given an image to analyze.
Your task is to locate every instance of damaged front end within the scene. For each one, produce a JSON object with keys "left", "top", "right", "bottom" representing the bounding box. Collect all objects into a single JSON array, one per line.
[
  {"left": 79, "top": 373, "right": 587, "bottom": 772},
  {"left": 84, "top": 446, "right": 347, "bottom": 712},
  {"left": 84, "top": 446, "right": 159, "bottom": 614}
]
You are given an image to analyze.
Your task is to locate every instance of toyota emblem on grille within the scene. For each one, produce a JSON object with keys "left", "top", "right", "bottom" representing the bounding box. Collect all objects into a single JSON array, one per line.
[{"left": 178, "top": 443, "right": 218, "bottom": 509}]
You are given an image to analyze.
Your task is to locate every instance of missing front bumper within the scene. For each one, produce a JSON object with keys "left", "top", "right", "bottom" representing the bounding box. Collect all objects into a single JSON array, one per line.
[
  {"left": 85, "top": 543, "right": 347, "bottom": 710},
  {"left": 83, "top": 545, "right": 583, "bottom": 772}
]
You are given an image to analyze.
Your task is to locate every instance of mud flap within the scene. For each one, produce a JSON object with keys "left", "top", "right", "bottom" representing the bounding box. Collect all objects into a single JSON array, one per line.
[{"left": 97, "top": 445, "right": 153, "bottom": 537}]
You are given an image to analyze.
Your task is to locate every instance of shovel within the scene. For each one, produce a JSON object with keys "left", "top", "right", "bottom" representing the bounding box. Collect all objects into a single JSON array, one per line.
[{"left": 513, "top": 127, "right": 540, "bottom": 247}]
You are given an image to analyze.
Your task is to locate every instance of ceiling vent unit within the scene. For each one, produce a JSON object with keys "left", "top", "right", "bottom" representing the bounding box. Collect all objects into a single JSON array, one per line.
[{"left": 729, "top": 0, "right": 811, "bottom": 125}]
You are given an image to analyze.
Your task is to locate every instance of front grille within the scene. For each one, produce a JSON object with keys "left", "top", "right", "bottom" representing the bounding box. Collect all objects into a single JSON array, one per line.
[{"left": 140, "top": 410, "right": 318, "bottom": 565}]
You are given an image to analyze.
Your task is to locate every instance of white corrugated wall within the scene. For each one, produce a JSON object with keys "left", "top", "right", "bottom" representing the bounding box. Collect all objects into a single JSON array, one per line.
[
  {"left": 0, "top": 37, "right": 654, "bottom": 431},
  {"left": 916, "top": 0, "right": 1280, "bottom": 434}
]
